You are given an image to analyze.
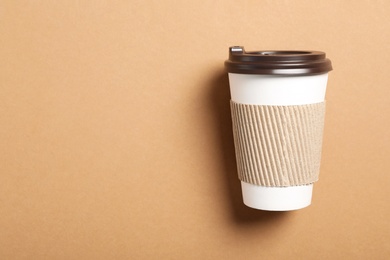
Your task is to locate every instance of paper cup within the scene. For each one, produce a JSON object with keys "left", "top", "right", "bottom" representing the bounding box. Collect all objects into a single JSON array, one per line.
[{"left": 225, "top": 46, "right": 332, "bottom": 211}]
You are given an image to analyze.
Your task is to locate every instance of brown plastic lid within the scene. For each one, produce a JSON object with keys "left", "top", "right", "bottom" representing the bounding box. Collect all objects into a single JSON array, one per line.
[{"left": 225, "top": 46, "right": 332, "bottom": 75}]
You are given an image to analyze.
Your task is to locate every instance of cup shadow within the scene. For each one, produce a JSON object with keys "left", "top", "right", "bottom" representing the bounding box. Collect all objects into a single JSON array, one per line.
[{"left": 206, "top": 69, "right": 289, "bottom": 225}]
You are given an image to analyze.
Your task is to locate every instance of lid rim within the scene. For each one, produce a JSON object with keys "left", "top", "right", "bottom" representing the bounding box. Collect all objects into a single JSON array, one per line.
[{"left": 226, "top": 46, "right": 332, "bottom": 75}]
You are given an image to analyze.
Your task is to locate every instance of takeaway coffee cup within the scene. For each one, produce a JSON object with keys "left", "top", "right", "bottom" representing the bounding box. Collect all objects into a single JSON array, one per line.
[{"left": 225, "top": 46, "right": 332, "bottom": 211}]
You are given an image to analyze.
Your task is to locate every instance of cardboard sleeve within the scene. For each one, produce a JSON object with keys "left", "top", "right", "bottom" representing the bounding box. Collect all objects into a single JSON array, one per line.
[{"left": 230, "top": 101, "right": 326, "bottom": 187}]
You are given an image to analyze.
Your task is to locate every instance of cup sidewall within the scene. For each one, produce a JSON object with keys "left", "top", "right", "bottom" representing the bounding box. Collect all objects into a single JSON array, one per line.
[
  {"left": 228, "top": 73, "right": 328, "bottom": 210},
  {"left": 228, "top": 73, "right": 328, "bottom": 105}
]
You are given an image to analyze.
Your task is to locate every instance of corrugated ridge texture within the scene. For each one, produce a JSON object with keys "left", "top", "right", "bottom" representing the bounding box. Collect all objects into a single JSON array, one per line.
[{"left": 230, "top": 101, "right": 326, "bottom": 187}]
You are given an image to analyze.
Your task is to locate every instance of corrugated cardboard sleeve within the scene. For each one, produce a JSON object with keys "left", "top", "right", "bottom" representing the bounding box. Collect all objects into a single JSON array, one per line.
[{"left": 230, "top": 101, "right": 326, "bottom": 187}]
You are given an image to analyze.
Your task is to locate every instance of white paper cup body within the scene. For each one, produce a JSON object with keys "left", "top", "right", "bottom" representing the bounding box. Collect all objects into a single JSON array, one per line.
[{"left": 229, "top": 73, "right": 328, "bottom": 211}]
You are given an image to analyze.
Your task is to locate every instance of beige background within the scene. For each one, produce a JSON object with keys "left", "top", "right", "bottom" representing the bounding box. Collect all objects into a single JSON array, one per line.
[{"left": 1, "top": 1, "right": 389, "bottom": 259}]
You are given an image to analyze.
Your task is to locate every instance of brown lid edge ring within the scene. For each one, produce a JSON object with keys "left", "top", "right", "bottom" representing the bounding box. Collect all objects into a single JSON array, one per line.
[{"left": 225, "top": 46, "right": 332, "bottom": 76}]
